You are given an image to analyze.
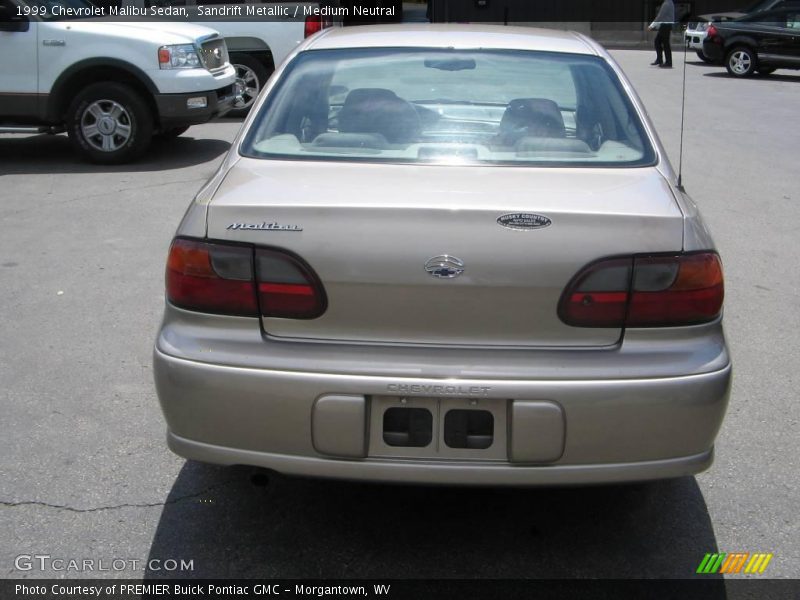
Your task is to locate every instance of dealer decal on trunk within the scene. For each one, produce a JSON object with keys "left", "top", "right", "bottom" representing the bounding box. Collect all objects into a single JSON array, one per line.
[{"left": 497, "top": 213, "right": 552, "bottom": 231}]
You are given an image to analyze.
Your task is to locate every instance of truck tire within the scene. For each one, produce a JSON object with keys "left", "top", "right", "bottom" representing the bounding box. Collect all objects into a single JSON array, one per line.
[
  {"left": 229, "top": 53, "right": 270, "bottom": 118},
  {"left": 67, "top": 82, "right": 154, "bottom": 164}
]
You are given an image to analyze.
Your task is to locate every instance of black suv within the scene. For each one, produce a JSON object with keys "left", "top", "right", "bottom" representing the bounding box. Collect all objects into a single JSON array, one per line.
[{"left": 703, "top": 7, "right": 800, "bottom": 76}]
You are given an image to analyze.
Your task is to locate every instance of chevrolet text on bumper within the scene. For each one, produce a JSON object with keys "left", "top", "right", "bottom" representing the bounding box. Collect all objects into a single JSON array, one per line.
[{"left": 154, "top": 307, "right": 730, "bottom": 485}]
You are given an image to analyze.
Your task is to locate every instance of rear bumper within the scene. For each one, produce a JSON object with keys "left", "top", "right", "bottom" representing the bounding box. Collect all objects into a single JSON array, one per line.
[
  {"left": 154, "top": 338, "right": 732, "bottom": 485},
  {"left": 685, "top": 31, "right": 707, "bottom": 51},
  {"left": 154, "top": 84, "right": 237, "bottom": 129},
  {"left": 169, "top": 431, "right": 715, "bottom": 486}
]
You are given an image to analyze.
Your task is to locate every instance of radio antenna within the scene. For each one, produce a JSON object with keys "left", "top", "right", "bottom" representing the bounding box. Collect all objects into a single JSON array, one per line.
[{"left": 677, "top": 31, "right": 689, "bottom": 190}]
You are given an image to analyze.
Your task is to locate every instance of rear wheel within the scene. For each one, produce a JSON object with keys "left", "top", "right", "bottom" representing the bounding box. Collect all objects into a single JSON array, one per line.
[
  {"left": 696, "top": 50, "right": 713, "bottom": 63},
  {"left": 67, "top": 82, "right": 153, "bottom": 164},
  {"left": 229, "top": 54, "right": 271, "bottom": 118},
  {"left": 725, "top": 46, "right": 757, "bottom": 78}
]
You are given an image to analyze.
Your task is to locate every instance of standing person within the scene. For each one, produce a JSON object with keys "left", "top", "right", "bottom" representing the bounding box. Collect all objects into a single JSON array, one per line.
[{"left": 649, "top": 0, "right": 675, "bottom": 68}]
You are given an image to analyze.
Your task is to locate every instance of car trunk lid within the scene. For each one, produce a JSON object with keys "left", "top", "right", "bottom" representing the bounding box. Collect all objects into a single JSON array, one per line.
[{"left": 206, "top": 159, "right": 684, "bottom": 348}]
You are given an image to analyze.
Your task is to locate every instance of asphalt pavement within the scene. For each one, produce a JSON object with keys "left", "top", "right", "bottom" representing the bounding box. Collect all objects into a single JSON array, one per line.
[{"left": 0, "top": 49, "right": 798, "bottom": 581}]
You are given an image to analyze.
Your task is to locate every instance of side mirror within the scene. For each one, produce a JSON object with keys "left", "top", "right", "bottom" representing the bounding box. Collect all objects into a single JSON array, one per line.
[{"left": 0, "top": 6, "right": 30, "bottom": 32}]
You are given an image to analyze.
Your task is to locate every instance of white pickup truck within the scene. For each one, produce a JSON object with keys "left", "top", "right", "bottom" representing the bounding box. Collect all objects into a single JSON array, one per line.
[
  {"left": 0, "top": 0, "right": 237, "bottom": 163},
  {"left": 119, "top": 1, "right": 339, "bottom": 115}
]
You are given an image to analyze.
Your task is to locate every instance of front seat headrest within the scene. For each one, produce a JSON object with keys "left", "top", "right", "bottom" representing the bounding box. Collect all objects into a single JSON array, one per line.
[
  {"left": 338, "top": 88, "right": 421, "bottom": 144},
  {"left": 497, "top": 98, "right": 566, "bottom": 146}
]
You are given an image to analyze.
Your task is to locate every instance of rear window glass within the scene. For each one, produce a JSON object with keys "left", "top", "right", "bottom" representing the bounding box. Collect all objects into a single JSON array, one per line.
[{"left": 241, "top": 48, "right": 656, "bottom": 167}]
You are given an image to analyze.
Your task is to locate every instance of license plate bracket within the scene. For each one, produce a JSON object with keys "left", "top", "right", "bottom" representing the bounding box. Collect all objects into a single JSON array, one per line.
[{"left": 368, "top": 395, "right": 508, "bottom": 461}]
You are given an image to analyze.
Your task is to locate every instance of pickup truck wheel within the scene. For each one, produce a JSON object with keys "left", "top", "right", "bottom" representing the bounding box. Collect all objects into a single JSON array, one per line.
[
  {"left": 67, "top": 82, "right": 153, "bottom": 164},
  {"left": 229, "top": 54, "right": 270, "bottom": 117},
  {"left": 725, "top": 46, "right": 757, "bottom": 78}
]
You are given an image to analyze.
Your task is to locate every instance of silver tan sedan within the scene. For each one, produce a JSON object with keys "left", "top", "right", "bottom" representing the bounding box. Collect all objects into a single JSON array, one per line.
[{"left": 154, "top": 25, "right": 731, "bottom": 486}]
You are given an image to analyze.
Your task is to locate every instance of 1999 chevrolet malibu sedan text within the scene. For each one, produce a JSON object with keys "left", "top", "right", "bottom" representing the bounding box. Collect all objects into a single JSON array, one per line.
[{"left": 153, "top": 25, "right": 731, "bottom": 486}]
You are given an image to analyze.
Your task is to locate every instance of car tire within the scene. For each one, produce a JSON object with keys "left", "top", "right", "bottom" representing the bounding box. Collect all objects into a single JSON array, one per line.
[
  {"left": 155, "top": 126, "right": 191, "bottom": 140},
  {"left": 757, "top": 67, "right": 776, "bottom": 76},
  {"left": 695, "top": 50, "right": 713, "bottom": 63},
  {"left": 725, "top": 46, "right": 757, "bottom": 78},
  {"left": 67, "top": 82, "right": 153, "bottom": 164},
  {"left": 229, "top": 54, "right": 271, "bottom": 118}
]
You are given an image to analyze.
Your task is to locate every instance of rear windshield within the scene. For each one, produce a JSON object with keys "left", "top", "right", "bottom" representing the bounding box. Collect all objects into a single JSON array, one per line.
[{"left": 241, "top": 48, "right": 656, "bottom": 167}]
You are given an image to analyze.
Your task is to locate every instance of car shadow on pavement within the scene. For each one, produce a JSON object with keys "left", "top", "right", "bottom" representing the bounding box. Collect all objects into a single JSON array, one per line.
[
  {"left": 0, "top": 133, "right": 231, "bottom": 175},
  {"left": 144, "top": 460, "right": 725, "bottom": 591},
  {"left": 685, "top": 60, "right": 720, "bottom": 68},
  {"left": 703, "top": 71, "right": 800, "bottom": 82}
]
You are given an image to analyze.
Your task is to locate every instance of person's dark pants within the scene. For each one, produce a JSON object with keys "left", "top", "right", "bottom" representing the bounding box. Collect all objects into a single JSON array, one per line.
[{"left": 654, "top": 24, "right": 673, "bottom": 66}]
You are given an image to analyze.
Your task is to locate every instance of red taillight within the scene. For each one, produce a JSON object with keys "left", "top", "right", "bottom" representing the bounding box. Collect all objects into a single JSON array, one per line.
[
  {"left": 627, "top": 253, "right": 724, "bottom": 326},
  {"left": 558, "top": 252, "right": 724, "bottom": 328},
  {"left": 166, "top": 239, "right": 325, "bottom": 319},
  {"left": 256, "top": 248, "right": 326, "bottom": 319},
  {"left": 559, "top": 257, "right": 633, "bottom": 327},
  {"left": 166, "top": 239, "right": 258, "bottom": 316},
  {"left": 706, "top": 24, "right": 720, "bottom": 41},
  {"left": 304, "top": 15, "right": 323, "bottom": 38}
]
